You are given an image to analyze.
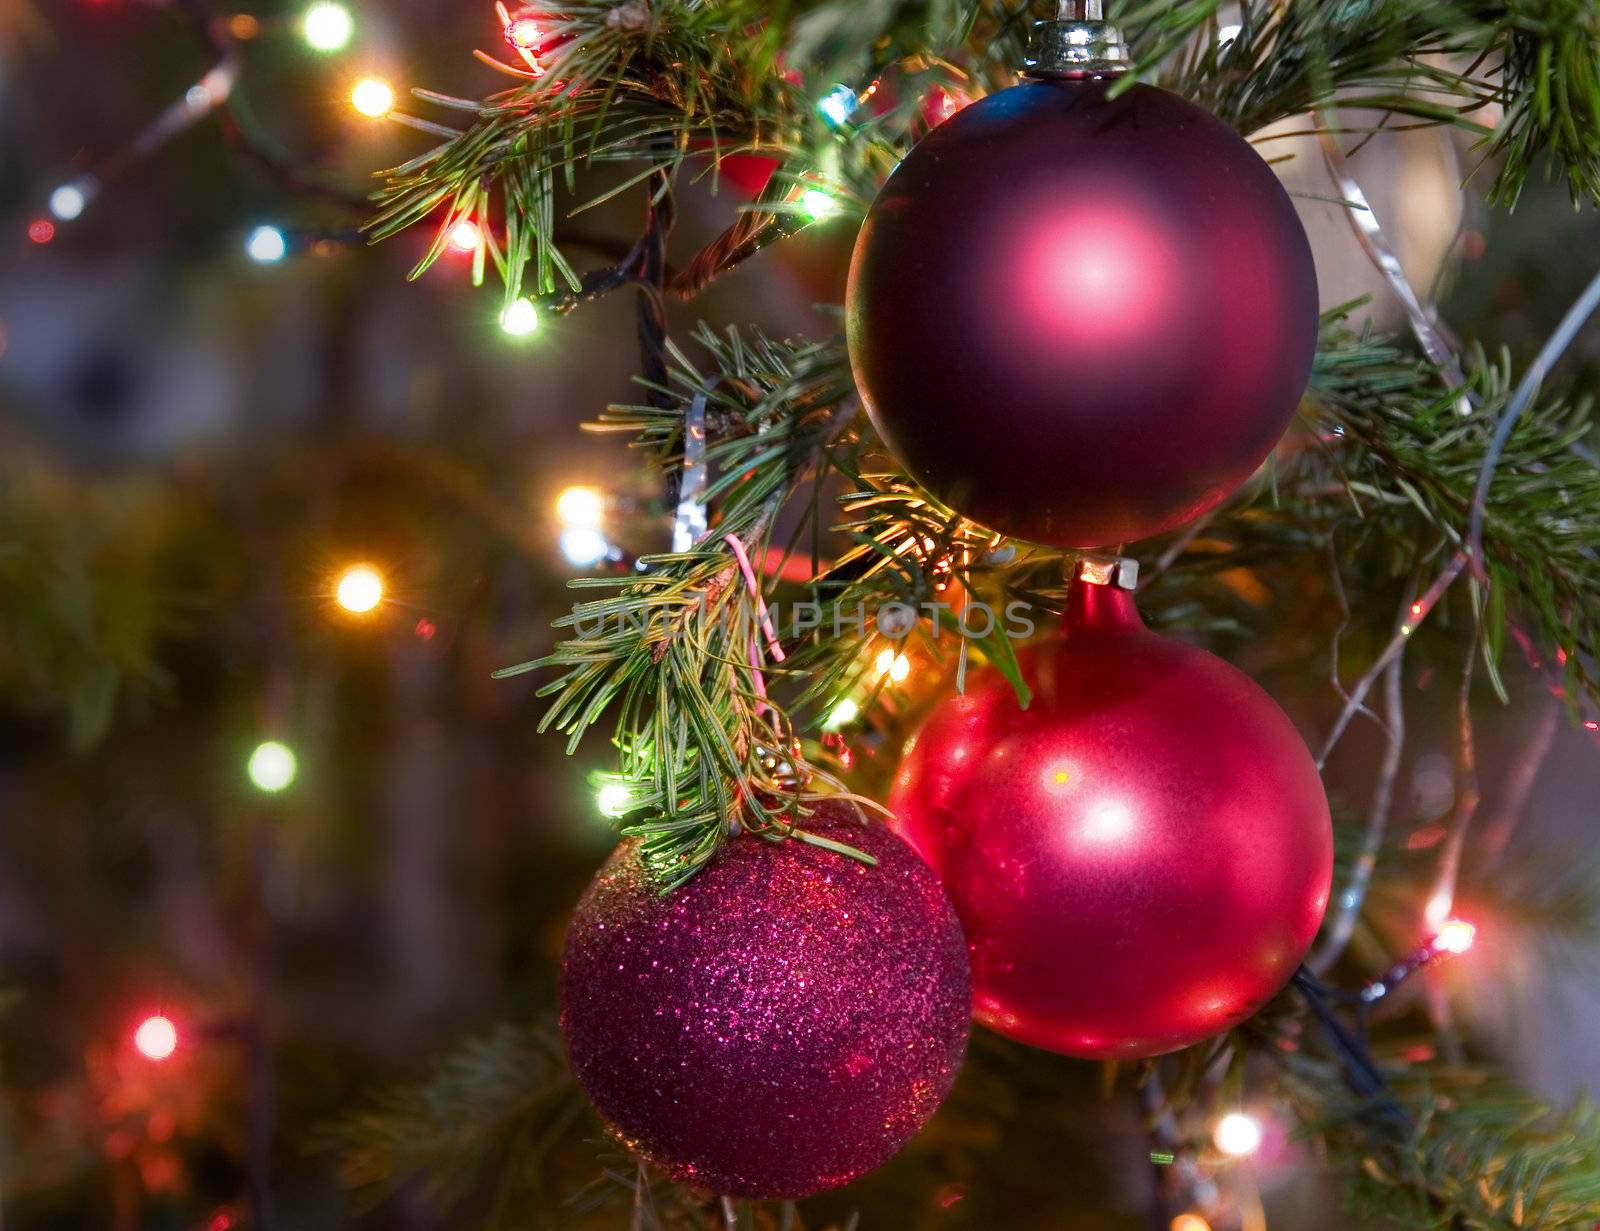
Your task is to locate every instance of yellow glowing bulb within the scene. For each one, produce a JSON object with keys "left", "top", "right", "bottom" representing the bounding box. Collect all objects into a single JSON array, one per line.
[
  {"left": 1436, "top": 917, "right": 1476, "bottom": 954},
  {"left": 335, "top": 564, "right": 385, "bottom": 613},
  {"left": 555, "top": 486, "right": 604, "bottom": 529},
  {"left": 134, "top": 1015, "right": 179, "bottom": 1061},
  {"left": 1213, "top": 1111, "right": 1264, "bottom": 1157},
  {"left": 596, "top": 783, "right": 632, "bottom": 818},
  {"left": 247, "top": 741, "right": 298, "bottom": 793},
  {"left": 874, "top": 648, "right": 911, "bottom": 683},
  {"left": 448, "top": 220, "right": 482, "bottom": 252},
  {"left": 1171, "top": 1215, "right": 1212, "bottom": 1231},
  {"left": 351, "top": 77, "right": 396, "bottom": 118}
]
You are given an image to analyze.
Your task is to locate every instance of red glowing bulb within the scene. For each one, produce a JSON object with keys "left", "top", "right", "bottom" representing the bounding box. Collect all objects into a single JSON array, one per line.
[
  {"left": 448, "top": 220, "right": 482, "bottom": 252},
  {"left": 134, "top": 1014, "right": 179, "bottom": 1061},
  {"left": 1435, "top": 918, "right": 1476, "bottom": 955},
  {"left": 27, "top": 219, "right": 55, "bottom": 245}
]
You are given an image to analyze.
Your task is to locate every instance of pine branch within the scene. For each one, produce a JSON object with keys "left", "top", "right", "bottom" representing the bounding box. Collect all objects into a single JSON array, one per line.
[{"left": 332, "top": 1022, "right": 581, "bottom": 1221}]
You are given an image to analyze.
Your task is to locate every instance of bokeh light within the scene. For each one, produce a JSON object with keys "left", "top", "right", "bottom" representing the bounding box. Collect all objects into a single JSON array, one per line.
[
  {"left": 555, "top": 486, "right": 604, "bottom": 528},
  {"left": 134, "top": 1014, "right": 179, "bottom": 1061},
  {"left": 334, "top": 564, "right": 385, "bottom": 613},
  {"left": 351, "top": 77, "right": 396, "bottom": 118},
  {"left": 245, "top": 225, "right": 288, "bottom": 264},
  {"left": 247, "top": 740, "right": 298, "bottom": 793},
  {"left": 48, "top": 184, "right": 86, "bottom": 221},
  {"left": 1213, "top": 1110, "right": 1264, "bottom": 1157},
  {"left": 559, "top": 528, "right": 610, "bottom": 568},
  {"left": 303, "top": 1, "right": 354, "bottom": 52}
]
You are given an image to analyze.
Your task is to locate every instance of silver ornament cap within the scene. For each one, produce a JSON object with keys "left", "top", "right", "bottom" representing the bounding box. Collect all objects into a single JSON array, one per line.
[{"left": 1023, "top": 0, "right": 1131, "bottom": 78}]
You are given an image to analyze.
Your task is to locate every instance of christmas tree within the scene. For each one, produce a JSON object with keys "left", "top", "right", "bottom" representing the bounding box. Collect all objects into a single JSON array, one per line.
[{"left": 7, "top": 0, "right": 1600, "bottom": 1227}]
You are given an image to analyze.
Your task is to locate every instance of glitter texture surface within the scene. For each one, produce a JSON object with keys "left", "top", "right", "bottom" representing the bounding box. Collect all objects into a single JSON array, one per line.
[{"left": 560, "top": 802, "right": 971, "bottom": 1200}]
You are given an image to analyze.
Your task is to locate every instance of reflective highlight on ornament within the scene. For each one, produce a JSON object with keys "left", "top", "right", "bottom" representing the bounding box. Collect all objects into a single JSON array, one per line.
[
  {"left": 334, "top": 564, "right": 384, "bottom": 614},
  {"left": 1025, "top": 202, "right": 1180, "bottom": 345},
  {"left": 1213, "top": 1111, "right": 1263, "bottom": 1157},
  {"left": 134, "top": 1015, "right": 179, "bottom": 1061},
  {"left": 302, "top": 1, "right": 354, "bottom": 52},
  {"left": 247, "top": 741, "right": 298, "bottom": 793}
]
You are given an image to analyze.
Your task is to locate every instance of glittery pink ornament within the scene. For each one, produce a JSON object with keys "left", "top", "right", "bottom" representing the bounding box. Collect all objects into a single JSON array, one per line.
[{"left": 560, "top": 801, "right": 971, "bottom": 1199}]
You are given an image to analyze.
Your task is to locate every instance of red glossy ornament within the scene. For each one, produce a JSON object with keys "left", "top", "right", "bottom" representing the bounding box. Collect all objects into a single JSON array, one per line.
[
  {"left": 561, "top": 801, "right": 971, "bottom": 1199},
  {"left": 846, "top": 77, "right": 1318, "bottom": 548},
  {"left": 891, "top": 563, "right": 1332, "bottom": 1058}
]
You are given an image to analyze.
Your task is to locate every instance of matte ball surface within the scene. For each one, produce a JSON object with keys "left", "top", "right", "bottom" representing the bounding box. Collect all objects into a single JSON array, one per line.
[
  {"left": 890, "top": 580, "right": 1332, "bottom": 1058},
  {"left": 560, "top": 802, "right": 971, "bottom": 1199},
  {"left": 847, "top": 78, "right": 1319, "bottom": 548}
]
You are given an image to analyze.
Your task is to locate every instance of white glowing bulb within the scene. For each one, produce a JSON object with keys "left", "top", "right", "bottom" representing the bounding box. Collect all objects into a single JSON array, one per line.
[
  {"left": 560, "top": 527, "right": 610, "bottom": 568},
  {"left": 874, "top": 649, "right": 910, "bottom": 683},
  {"left": 247, "top": 741, "right": 298, "bottom": 793},
  {"left": 49, "top": 183, "right": 87, "bottom": 221},
  {"left": 1435, "top": 918, "right": 1476, "bottom": 955},
  {"left": 824, "top": 697, "right": 860, "bottom": 730},
  {"left": 134, "top": 1015, "right": 179, "bottom": 1061},
  {"left": 303, "top": 1, "right": 354, "bottom": 52},
  {"left": 246, "top": 225, "right": 288, "bottom": 264},
  {"left": 555, "top": 486, "right": 604, "bottom": 528},
  {"left": 596, "top": 783, "right": 632, "bottom": 818},
  {"left": 448, "top": 220, "right": 482, "bottom": 252},
  {"left": 351, "top": 77, "right": 396, "bottom": 118},
  {"left": 335, "top": 564, "right": 385, "bottom": 613},
  {"left": 499, "top": 297, "right": 540, "bottom": 337},
  {"left": 799, "top": 189, "right": 837, "bottom": 221},
  {"left": 1213, "top": 1111, "right": 1264, "bottom": 1157}
]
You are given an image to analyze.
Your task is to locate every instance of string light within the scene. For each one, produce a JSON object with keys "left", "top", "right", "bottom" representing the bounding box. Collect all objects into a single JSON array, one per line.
[
  {"left": 555, "top": 485, "right": 604, "bottom": 528},
  {"left": 596, "top": 783, "right": 632, "bottom": 818},
  {"left": 499, "top": 297, "right": 540, "bottom": 337},
  {"left": 302, "top": 1, "right": 354, "bottom": 53},
  {"left": 799, "top": 188, "right": 837, "bottom": 222},
  {"left": 245, "top": 225, "right": 288, "bottom": 264},
  {"left": 874, "top": 649, "right": 911, "bottom": 683},
  {"left": 247, "top": 740, "right": 298, "bottom": 793},
  {"left": 505, "top": 15, "right": 543, "bottom": 50},
  {"left": 48, "top": 182, "right": 88, "bottom": 221},
  {"left": 819, "top": 83, "right": 860, "bottom": 127},
  {"left": 1435, "top": 917, "right": 1477, "bottom": 955},
  {"left": 824, "top": 697, "right": 860, "bottom": 730},
  {"left": 133, "top": 1014, "right": 179, "bottom": 1062},
  {"left": 334, "top": 564, "right": 385, "bottom": 614},
  {"left": 560, "top": 527, "right": 611, "bottom": 568},
  {"left": 350, "top": 77, "right": 396, "bottom": 118},
  {"left": 1213, "top": 1111, "right": 1264, "bottom": 1157},
  {"left": 448, "top": 220, "right": 482, "bottom": 252}
]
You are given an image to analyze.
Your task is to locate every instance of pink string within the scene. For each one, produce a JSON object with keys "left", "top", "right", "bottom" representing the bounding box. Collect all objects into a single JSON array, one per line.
[{"left": 724, "top": 533, "right": 785, "bottom": 718}]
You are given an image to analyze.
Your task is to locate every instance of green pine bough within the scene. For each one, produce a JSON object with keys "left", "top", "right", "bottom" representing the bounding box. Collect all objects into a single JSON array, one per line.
[{"left": 357, "top": 1, "right": 1600, "bottom": 1225}]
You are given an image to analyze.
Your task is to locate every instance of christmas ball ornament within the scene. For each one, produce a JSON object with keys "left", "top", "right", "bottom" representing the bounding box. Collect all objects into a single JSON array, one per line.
[
  {"left": 846, "top": 6, "right": 1318, "bottom": 549},
  {"left": 560, "top": 800, "right": 971, "bottom": 1198},
  {"left": 891, "top": 559, "right": 1332, "bottom": 1058}
]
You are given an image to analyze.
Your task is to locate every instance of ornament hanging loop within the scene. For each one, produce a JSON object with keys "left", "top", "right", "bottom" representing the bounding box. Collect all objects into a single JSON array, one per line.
[{"left": 1024, "top": 0, "right": 1130, "bottom": 78}]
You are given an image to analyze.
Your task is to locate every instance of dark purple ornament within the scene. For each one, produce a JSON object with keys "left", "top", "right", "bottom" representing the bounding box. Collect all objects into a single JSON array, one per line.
[
  {"left": 559, "top": 801, "right": 971, "bottom": 1200},
  {"left": 847, "top": 77, "right": 1319, "bottom": 548}
]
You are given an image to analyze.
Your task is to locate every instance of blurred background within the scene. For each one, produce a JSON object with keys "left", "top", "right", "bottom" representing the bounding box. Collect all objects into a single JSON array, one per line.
[{"left": 4, "top": 1, "right": 1600, "bottom": 1228}]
